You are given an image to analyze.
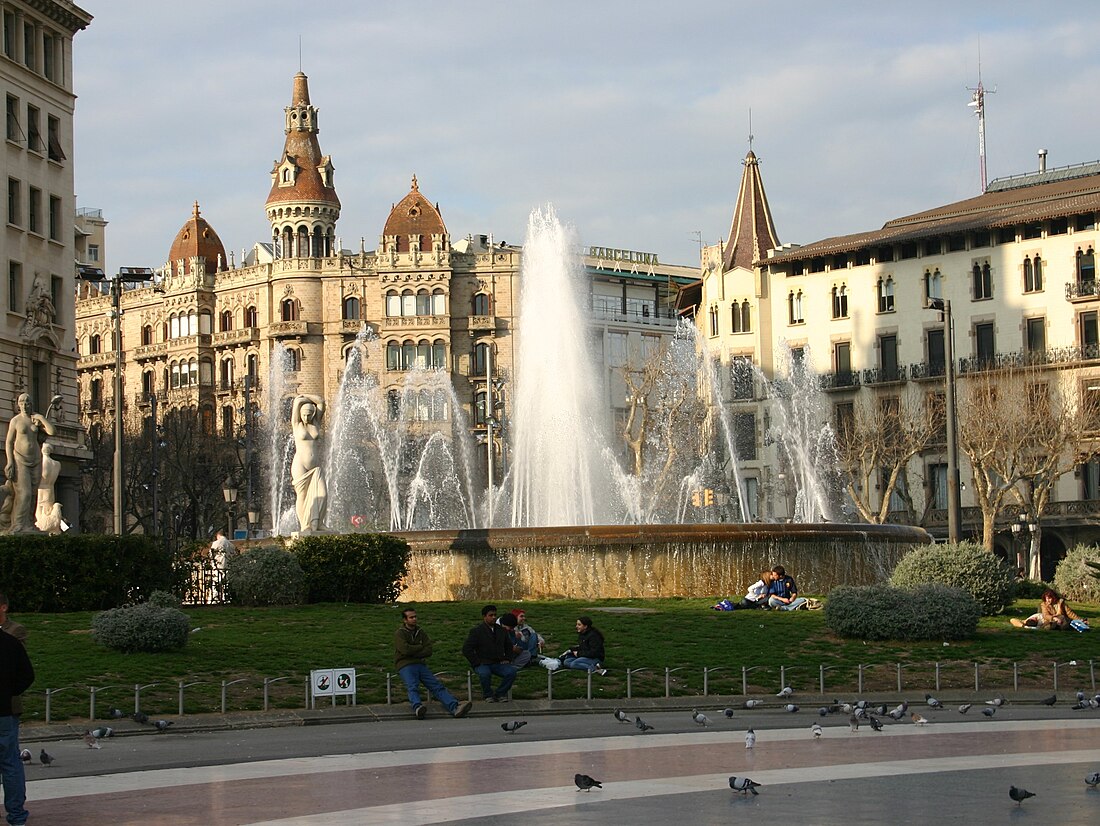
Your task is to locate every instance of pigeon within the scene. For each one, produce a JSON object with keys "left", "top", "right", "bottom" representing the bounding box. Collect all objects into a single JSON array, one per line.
[
  {"left": 107, "top": 707, "right": 125, "bottom": 720},
  {"left": 873, "top": 704, "right": 887, "bottom": 716},
  {"left": 869, "top": 716, "right": 883, "bottom": 732},
  {"left": 39, "top": 749, "right": 54, "bottom": 767},
  {"left": 849, "top": 714, "right": 860, "bottom": 732},
  {"left": 1072, "top": 702, "right": 1088, "bottom": 710},
  {"left": 19, "top": 749, "right": 31, "bottom": 763},
  {"left": 985, "top": 697, "right": 1005, "bottom": 707},
  {"left": 1084, "top": 772, "right": 1100, "bottom": 788},
  {"left": 887, "top": 706, "right": 906, "bottom": 721},
  {"left": 132, "top": 711, "right": 149, "bottom": 725},
  {"left": 743, "top": 699, "right": 763, "bottom": 709},
  {"left": 745, "top": 728, "right": 756, "bottom": 749},
  {"left": 1040, "top": 695, "right": 1057, "bottom": 706},
  {"left": 1009, "top": 786, "right": 1035, "bottom": 805},
  {"left": 575, "top": 773, "right": 602, "bottom": 792},
  {"left": 853, "top": 707, "right": 868, "bottom": 719},
  {"left": 924, "top": 693, "right": 943, "bottom": 709},
  {"left": 839, "top": 702, "right": 853, "bottom": 714},
  {"left": 817, "top": 707, "right": 830, "bottom": 717},
  {"left": 723, "top": 707, "right": 735, "bottom": 718},
  {"left": 729, "top": 776, "right": 762, "bottom": 795},
  {"left": 83, "top": 731, "right": 101, "bottom": 749},
  {"left": 981, "top": 707, "right": 996, "bottom": 718},
  {"left": 811, "top": 723, "right": 822, "bottom": 738},
  {"left": 911, "top": 713, "right": 928, "bottom": 726},
  {"left": 501, "top": 721, "right": 527, "bottom": 734},
  {"left": 958, "top": 703, "right": 972, "bottom": 714},
  {"left": 777, "top": 686, "right": 793, "bottom": 698},
  {"left": 784, "top": 703, "right": 799, "bottom": 713},
  {"left": 692, "top": 709, "right": 711, "bottom": 727},
  {"left": 153, "top": 720, "right": 173, "bottom": 732},
  {"left": 1077, "top": 690, "right": 1086, "bottom": 702},
  {"left": 613, "top": 709, "right": 629, "bottom": 723},
  {"left": 635, "top": 716, "right": 654, "bottom": 733},
  {"left": 90, "top": 727, "right": 114, "bottom": 739},
  {"left": 1090, "top": 698, "right": 1100, "bottom": 710},
  {"left": 855, "top": 700, "right": 868, "bottom": 710}
]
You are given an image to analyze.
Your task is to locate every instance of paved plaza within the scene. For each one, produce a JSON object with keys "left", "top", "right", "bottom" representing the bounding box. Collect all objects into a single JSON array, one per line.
[{"left": 15, "top": 704, "right": 1100, "bottom": 824}]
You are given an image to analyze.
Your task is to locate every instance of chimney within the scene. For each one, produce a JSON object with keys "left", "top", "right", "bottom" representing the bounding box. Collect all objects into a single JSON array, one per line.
[{"left": 1038, "top": 149, "right": 1048, "bottom": 173}]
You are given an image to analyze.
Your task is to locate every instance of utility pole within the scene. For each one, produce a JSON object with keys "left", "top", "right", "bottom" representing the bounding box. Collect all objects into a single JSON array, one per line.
[
  {"left": 150, "top": 391, "right": 159, "bottom": 537},
  {"left": 929, "top": 297, "right": 963, "bottom": 542},
  {"left": 485, "top": 340, "right": 494, "bottom": 527}
]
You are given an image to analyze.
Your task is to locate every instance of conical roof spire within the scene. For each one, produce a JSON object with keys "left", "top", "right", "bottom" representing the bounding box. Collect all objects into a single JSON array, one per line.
[
  {"left": 722, "top": 150, "right": 779, "bottom": 272},
  {"left": 266, "top": 72, "right": 340, "bottom": 212}
]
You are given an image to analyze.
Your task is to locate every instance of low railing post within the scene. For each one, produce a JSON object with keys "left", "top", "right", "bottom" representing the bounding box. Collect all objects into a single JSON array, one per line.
[
  {"left": 934, "top": 662, "right": 940, "bottom": 692},
  {"left": 974, "top": 662, "right": 980, "bottom": 692},
  {"left": 220, "top": 678, "right": 246, "bottom": 714},
  {"left": 386, "top": 673, "right": 393, "bottom": 705},
  {"left": 703, "top": 666, "right": 723, "bottom": 697},
  {"left": 896, "top": 663, "right": 903, "bottom": 693}
]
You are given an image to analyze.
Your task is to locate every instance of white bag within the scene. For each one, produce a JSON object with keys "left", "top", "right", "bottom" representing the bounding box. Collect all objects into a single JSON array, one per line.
[{"left": 539, "top": 656, "right": 562, "bottom": 671}]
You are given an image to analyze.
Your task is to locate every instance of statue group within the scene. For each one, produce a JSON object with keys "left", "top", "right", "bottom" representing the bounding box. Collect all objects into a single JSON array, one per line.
[{"left": 2, "top": 393, "right": 63, "bottom": 535}]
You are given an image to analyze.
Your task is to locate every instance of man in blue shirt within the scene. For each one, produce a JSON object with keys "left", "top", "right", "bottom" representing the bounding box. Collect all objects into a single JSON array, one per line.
[{"left": 767, "top": 565, "right": 808, "bottom": 611}]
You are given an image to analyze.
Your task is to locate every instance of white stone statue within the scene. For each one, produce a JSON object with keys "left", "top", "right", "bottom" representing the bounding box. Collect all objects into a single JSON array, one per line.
[
  {"left": 291, "top": 394, "right": 327, "bottom": 534},
  {"left": 35, "top": 443, "right": 63, "bottom": 534},
  {"left": 5, "top": 393, "right": 56, "bottom": 534}
]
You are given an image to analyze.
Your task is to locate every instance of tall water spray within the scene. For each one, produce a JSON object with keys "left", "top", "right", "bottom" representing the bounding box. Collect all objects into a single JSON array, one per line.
[{"left": 509, "top": 207, "right": 617, "bottom": 527}]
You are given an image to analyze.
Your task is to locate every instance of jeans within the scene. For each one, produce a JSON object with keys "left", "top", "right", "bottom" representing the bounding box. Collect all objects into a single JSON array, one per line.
[
  {"left": 474, "top": 663, "right": 517, "bottom": 699},
  {"left": 563, "top": 655, "right": 601, "bottom": 671},
  {"left": 397, "top": 664, "right": 460, "bottom": 713},
  {"left": 0, "top": 715, "right": 27, "bottom": 826},
  {"left": 769, "top": 596, "right": 808, "bottom": 611}
]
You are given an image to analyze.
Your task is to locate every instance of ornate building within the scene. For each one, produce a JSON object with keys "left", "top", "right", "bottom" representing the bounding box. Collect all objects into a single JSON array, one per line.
[{"left": 1, "top": 1, "right": 92, "bottom": 530}]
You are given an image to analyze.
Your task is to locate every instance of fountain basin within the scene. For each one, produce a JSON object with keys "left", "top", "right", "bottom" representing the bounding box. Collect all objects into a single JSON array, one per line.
[{"left": 394, "top": 522, "right": 930, "bottom": 602}]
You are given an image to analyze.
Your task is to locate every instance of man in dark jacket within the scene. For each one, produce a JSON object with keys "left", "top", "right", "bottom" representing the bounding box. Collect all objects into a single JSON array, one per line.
[
  {"left": 461, "top": 605, "right": 517, "bottom": 702},
  {"left": 395, "top": 608, "right": 472, "bottom": 719},
  {"left": 1, "top": 624, "right": 34, "bottom": 826}
]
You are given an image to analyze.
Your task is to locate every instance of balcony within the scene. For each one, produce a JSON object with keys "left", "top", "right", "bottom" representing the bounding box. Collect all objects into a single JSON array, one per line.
[
  {"left": 212, "top": 328, "right": 259, "bottom": 347},
  {"left": 468, "top": 315, "right": 497, "bottom": 332},
  {"left": 134, "top": 342, "right": 168, "bottom": 361},
  {"left": 78, "top": 352, "right": 115, "bottom": 368},
  {"left": 957, "top": 345, "right": 1100, "bottom": 375},
  {"left": 910, "top": 361, "right": 947, "bottom": 381},
  {"left": 339, "top": 319, "right": 364, "bottom": 333},
  {"left": 1065, "top": 280, "right": 1100, "bottom": 301},
  {"left": 379, "top": 315, "right": 449, "bottom": 331},
  {"left": 166, "top": 334, "right": 213, "bottom": 351},
  {"left": 820, "top": 371, "right": 860, "bottom": 391},
  {"left": 269, "top": 320, "right": 308, "bottom": 337},
  {"left": 861, "top": 366, "right": 907, "bottom": 386},
  {"left": 590, "top": 306, "right": 678, "bottom": 329}
]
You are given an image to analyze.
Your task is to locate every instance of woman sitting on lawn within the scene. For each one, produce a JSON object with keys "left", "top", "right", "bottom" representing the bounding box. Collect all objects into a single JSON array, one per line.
[{"left": 1011, "top": 589, "right": 1087, "bottom": 630}]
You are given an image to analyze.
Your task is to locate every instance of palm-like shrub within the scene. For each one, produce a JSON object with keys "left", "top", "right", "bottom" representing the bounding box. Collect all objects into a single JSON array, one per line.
[
  {"left": 825, "top": 583, "right": 980, "bottom": 640},
  {"left": 1052, "top": 545, "right": 1100, "bottom": 604},
  {"left": 225, "top": 545, "right": 306, "bottom": 606},
  {"left": 890, "top": 541, "right": 1015, "bottom": 615}
]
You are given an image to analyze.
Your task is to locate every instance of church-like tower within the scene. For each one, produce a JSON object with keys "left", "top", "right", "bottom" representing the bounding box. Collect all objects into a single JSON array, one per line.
[
  {"left": 722, "top": 150, "right": 780, "bottom": 273},
  {"left": 265, "top": 72, "right": 341, "bottom": 258}
]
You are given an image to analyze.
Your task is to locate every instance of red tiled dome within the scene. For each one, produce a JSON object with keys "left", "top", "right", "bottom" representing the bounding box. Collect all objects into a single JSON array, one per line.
[
  {"left": 382, "top": 175, "right": 447, "bottom": 253},
  {"left": 168, "top": 202, "right": 227, "bottom": 272}
]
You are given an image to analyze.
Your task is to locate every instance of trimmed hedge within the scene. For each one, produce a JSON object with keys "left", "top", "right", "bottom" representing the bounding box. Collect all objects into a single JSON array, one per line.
[
  {"left": 824, "top": 583, "right": 980, "bottom": 641},
  {"left": 0, "top": 534, "right": 178, "bottom": 612},
  {"left": 292, "top": 533, "right": 410, "bottom": 603},
  {"left": 225, "top": 545, "right": 306, "bottom": 606},
  {"left": 1053, "top": 544, "right": 1100, "bottom": 604},
  {"left": 91, "top": 601, "right": 190, "bottom": 653},
  {"left": 890, "top": 541, "right": 1016, "bottom": 615}
]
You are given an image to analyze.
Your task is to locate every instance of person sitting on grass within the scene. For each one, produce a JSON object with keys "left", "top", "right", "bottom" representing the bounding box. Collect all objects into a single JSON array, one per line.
[
  {"left": 767, "top": 565, "right": 809, "bottom": 611},
  {"left": 562, "top": 616, "right": 606, "bottom": 675},
  {"left": 713, "top": 570, "right": 772, "bottom": 610},
  {"left": 1010, "top": 589, "right": 1088, "bottom": 630}
]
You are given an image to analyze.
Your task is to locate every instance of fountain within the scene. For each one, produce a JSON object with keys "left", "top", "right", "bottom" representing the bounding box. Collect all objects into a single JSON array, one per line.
[{"left": 260, "top": 206, "right": 927, "bottom": 598}]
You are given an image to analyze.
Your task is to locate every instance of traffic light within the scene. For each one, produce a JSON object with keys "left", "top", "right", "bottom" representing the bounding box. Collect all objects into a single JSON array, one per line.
[
  {"left": 691, "top": 490, "right": 702, "bottom": 507},
  {"left": 704, "top": 488, "right": 714, "bottom": 507}
]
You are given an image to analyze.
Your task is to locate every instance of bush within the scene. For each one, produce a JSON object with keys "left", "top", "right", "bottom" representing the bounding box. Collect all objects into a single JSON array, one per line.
[
  {"left": 292, "top": 533, "right": 410, "bottom": 603},
  {"left": 225, "top": 545, "right": 306, "bottom": 606},
  {"left": 1013, "top": 578, "right": 1051, "bottom": 600},
  {"left": 0, "top": 533, "right": 179, "bottom": 612},
  {"left": 91, "top": 602, "right": 190, "bottom": 653},
  {"left": 890, "top": 541, "right": 1015, "bottom": 615},
  {"left": 1053, "top": 544, "right": 1100, "bottom": 604},
  {"left": 825, "top": 583, "right": 980, "bottom": 641}
]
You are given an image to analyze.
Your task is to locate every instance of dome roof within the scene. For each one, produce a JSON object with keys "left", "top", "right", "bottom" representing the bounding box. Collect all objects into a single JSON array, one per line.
[
  {"left": 382, "top": 175, "right": 447, "bottom": 253},
  {"left": 168, "top": 202, "right": 227, "bottom": 272},
  {"left": 265, "top": 72, "right": 340, "bottom": 211}
]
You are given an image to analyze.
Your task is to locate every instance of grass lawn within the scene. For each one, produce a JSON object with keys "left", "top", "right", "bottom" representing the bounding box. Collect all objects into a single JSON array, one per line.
[{"left": 13, "top": 597, "right": 1100, "bottom": 723}]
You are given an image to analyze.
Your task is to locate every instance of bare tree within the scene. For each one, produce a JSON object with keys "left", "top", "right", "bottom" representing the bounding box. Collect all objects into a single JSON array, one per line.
[{"left": 835, "top": 387, "right": 939, "bottom": 523}]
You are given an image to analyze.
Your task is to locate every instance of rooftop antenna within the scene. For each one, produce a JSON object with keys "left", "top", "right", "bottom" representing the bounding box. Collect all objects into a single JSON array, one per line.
[
  {"left": 966, "top": 38, "right": 996, "bottom": 192},
  {"left": 298, "top": 36, "right": 302, "bottom": 72},
  {"left": 747, "top": 107, "right": 754, "bottom": 154}
]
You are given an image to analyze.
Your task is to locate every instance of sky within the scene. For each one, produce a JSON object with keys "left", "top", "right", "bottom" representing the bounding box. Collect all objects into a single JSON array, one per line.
[{"left": 72, "top": 1, "right": 1100, "bottom": 274}]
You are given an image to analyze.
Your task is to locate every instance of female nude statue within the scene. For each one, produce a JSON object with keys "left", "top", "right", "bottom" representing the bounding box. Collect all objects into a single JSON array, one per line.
[
  {"left": 291, "top": 394, "right": 326, "bottom": 534},
  {"left": 5, "top": 393, "right": 57, "bottom": 533}
]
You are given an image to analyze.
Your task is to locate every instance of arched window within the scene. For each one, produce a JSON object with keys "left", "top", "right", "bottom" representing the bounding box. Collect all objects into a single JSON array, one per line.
[
  {"left": 740, "top": 300, "right": 751, "bottom": 333},
  {"left": 434, "top": 389, "right": 450, "bottom": 421},
  {"left": 402, "top": 341, "right": 415, "bottom": 370},
  {"left": 281, "top": 298, "right": 299, "bottom": 322},
  {"left": 414, "top": 340, "right": 430, "bottom": 370},
  {"left": 222, "top": 405, "right": 234, "bottom": 436},
  {"left": 169, "top": 314, "right": 180, "bottom": 339},
  {"left": 342, "top": 295, "right": 361, "bottom": 320},
  {"left": 731, "top": 302, "right": 741, "bottom": 333},
  {"left": 296, "top": 226, "right": 308, "bottom": 258},
  {"left": 415, "top": 290, "right": 431, "bottom": 316},
  {"left": 387, "top": 389, "right": 401, "bottom": 421},
  {"left": 141, "top": 325, "right": 153, "bottom": 346},
  {"left": 142, "top": 371, "right": 155, "bottom": 396},
  {"left": 385, "top": 291, "right": 401, "bottom": 317},
  {"left": 709, "top": 305, "right": 719, "bottom": 336},
  {"left": 473, "top": 341, "right": 490, "bottom": 376},
  {"left": 188, "top": 358, "right": 199, "bottom": 386},
  {"left": 925, "top": 269, "right": 942, "bottom": 301},
  {"left": 245, "top": 305, "right": 258, "bottom": 327},
  {"left": 286, "top": 348, "right": 301, "bottom": 371},
  {"left": 246, "top": 353, "right": 258, "bottom": 382},
  {"left": 1032, "top": 255, "right": 1043, "bottom": 291},
  {"left": 473, "top": 390, "right": 487, "bottom": 426},
  {"left": 386, "top": 342, "right": 401, "bottom": 371},
  {"left": 312, "top": 226, "right": 324, "bottom": 257},
  {"left": 878, "top": 277, "right": 895, "bottom": 312},
  {"left": 162, "top": 321, "right": 169, "bottom": 341},
  {"left": 199, "top": 312, "right": 212, "bottom": 334},
  {"left": 401, "top": 290, "right": 416, "bottom": 317},
  {"left": 973, "top": 262, "right": 993, "bottom": 299},
  {"left": 89, "top": 334, "right": 100, "bottom": 354},
  {"left": 170, "top": 361, "right": 181, "bottom": 388},
  {"left": 1077, "top": 248, "right": 1095, "bottom": 284},
  {"left": 417, "top": 389, "right": 431, "bottom": 421},
  {"left": 831, "top": 285, "right": 848, "bottom": 319},
  {"left": 431, "top": 289, "right": 446, "bottom": 316},
  {"left": 220, "top": 358, "right": 234, "bottom": 389},
  {"left": 90, "top": 377, "right": 102, "bottom": 408},
  {"left": 220, "top": 310, "right": 233, "bottom": 332},
  {"left": 473, "top": 293, "right": 491, "bottom": 316},
  {"left": 432, "top": 340, "right": 446, "bottom": 369}
]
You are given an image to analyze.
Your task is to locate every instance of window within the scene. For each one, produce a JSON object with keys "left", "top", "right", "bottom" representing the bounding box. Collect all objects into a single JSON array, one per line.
[
  {"left": 2, "top": 13, "right": 12, "bottom": 60},
  {"left": 975, "top": 322, "right": 995, "bottom": 366},
  {"left": 220, "top": 358, "right": 234, "bottom": 389},
  {"left": 1025, "top": 317, "right": 1045, "bottom": 355},
  {"left": 48, "top": 195, "right": 60, "bottom": 240},
  {"left": 286, "top": 348, "right": 301, "bottom": 371},
  {"left": 734, "top": 412, "right": 757, "bottom": 460},
  {"left": 1078, "top": 248, "right": 1096, "bottom": 285},
  {"left": 88, "top": 333, "right": 100, "bottom": 355},
  {"left": 247, "top": 353, "right": 258, "bottom": 380},
  {"left": 734, "top": 301, "right": 750, "bottom": 332},
  {"left": 877, "top": 277, "right": 895, "bottom": 312},
  {"left": 997, "top": 226, "right": 1016, "bottom": 245},
  {"left": 415, "top": 290, "right": 431, "bottom": 316},
  {"left": 1081, "top": 311, "right": 1099, "bottom": 358},
  {"left": 431, "top": 340, "right": 446, "bottom": 369},
  {"left": 973, "top": 261, "right": 992, "bottom": 300},
  {"left": 50, "top": 274, "right": 61, "bottom": 319},
  {"left": 220, "top": 310, "right": 233, "bottom": 332},
  {"left": 245, "top": 305, "right": 258, "bottom": 327},
  {"left": 280, "top": 298, "right": 299, "bottom": 322},
  {"left": 5, "top": 95, "right": 18, "bottom": 142},
  {"left": 385, "top": 291, "right": 400, "bottom": 316},
  {"left": 972, "top": 231, "right": 991, "bottom": 248},
  {"left": 708, "top": 305, "right": 719, "bottom": 336},
  {"left": 7, "top": 178, "right": 20, "bottom": 225},
  {"left": 834, "top": 402, "right": 855, "bottom": 443},
  {"left": 879, "top": 334, "right": 899, "bottom": 380},
  {"left": 141, "top": 325, "right": 153, "bottom": 346},
  {"left": 386, "top": 342, "right": 401, "bottom": 371},
  {"left": 473, "top": 341, "right": 490, "bottom": 376},
  {"left": 201, "top": 407, "right": 213, "bottom": 436},
  {"left": 342, "top": 295, "right": 360, "bottom": 320},
  {"left": 608, "top": 332, "right": 627, "bottom": 368},
  {"left": 222, "top": 406, "right": 234, "bottom": 436},
  {"left": 1023, "top": 255, "right": 1043, "bottom": 292},
  {"left": 23, "top": 23, "right": 33, "bottom": 69},
  {"left": 928, "top": 463, "right": 948, "bottom": 510},
  {"left": 1076, "top": 214, "right": 1096, "bottom": 232},
  {"left": 924, "top": 268, "right": 942, "bottom": 302},
  {"left": 947, "top": 235, "right": 966, "bottom": 252},
  {"left": 743, "top": 477, "right": 760, "bottom": 521},
  {"left": 25, "top": 104, "right": 40, "bottom": 152},
  {"left": 788, "top": 291, "right": 804, "bottom": 324},
  {"left": 46, "top": 115, "right": 63, "bottom": 161},
  {"left": 925, "top": 328, "right": 944, "bottom": 375},
  {"left": 831, "top": 285, "right": 848, "bottom": 319},
  {"left": 834, "top": 341, "right": 852, "bottom": 380},
  {"left": 90, "top": 378, "right": 102, "bottom": 409},
  {"left": 473, "top": 293, "right": 491, "bottom": 315},
  {"left": 432, "top": 289, "right": 446, "bottom": 316},
  {"left": 730, "top": 356, "right": 754, "bottom": 400},
  {"left": 27, "top": 187, "right": 40, "bottom": 234},
  {"left": 1022, "top": 223, "right": 1043, "bottom": 240},
  {"left": 1082, "top": 458, "right": 1100, "bottom": 501},
  {"left": 88, "top": 244, "right": 99, "bottom": 262},
  {"left": 142, "top": 371, "right": 154, "bottom": 397},
  {"left": 8, "top": 261, "right": 21, "bottom": 312}
]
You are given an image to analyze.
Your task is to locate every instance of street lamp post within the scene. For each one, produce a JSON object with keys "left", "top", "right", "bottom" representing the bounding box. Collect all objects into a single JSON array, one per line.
[
  {"left": 222, "top": 481, "right": 238, "bottom": 539},
  {"left": 150, "top": 391, "right": 159, "bottom": 537},
  {"left": 928, "top": 297, "right": 963, "bottom": 542},
  {"left": 243, "top": 374, "right": 254, "bottom": 536}
]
